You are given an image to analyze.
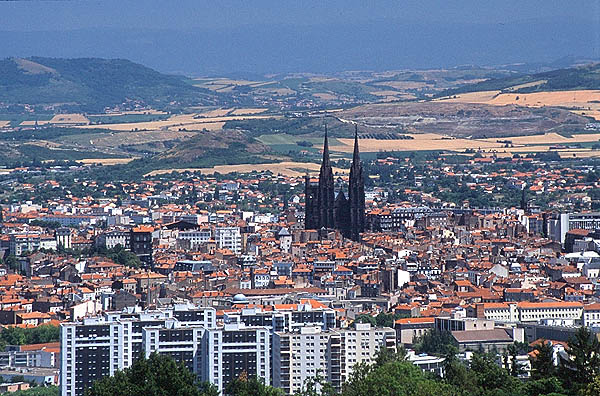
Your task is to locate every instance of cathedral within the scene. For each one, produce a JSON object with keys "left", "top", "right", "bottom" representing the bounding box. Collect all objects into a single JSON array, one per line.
[{"left": 305, "top": 125, "right": 365, "bottom": 241}]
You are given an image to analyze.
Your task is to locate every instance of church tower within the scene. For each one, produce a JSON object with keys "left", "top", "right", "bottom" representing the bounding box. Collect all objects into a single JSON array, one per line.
[
  {"left": 334, "top": 189, "right": 351, "bottom": 238},
  {"left": 318, "top": 126, "right": 335, "bottom": 229},
  {"left": 348, "top": 125, "right": 365, "bottom": 241}
]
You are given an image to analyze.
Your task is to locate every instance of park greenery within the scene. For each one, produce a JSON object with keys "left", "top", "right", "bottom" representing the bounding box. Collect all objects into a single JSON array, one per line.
[
  {"left": 0, "top": 325, "right": 60, "bottom": 351},
  {"left": 85, "top": 353, "right": 218, "bottom": 396},
  {"left": 92, "top": 245, "right": 142, "bottom": 268}
]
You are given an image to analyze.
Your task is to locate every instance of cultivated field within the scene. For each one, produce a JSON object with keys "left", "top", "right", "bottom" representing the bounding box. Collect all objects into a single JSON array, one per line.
[
  {"left": 330, "top": 132, "right": 600, "bottom": 158},
  {"left": 49, "top": 113, "right": 90, "bottom": 125},
  {"left": 75, "top": 113, "right": 275, "bottom": 132},
  {"left": 146, "top": 161, "right": 348, "bottom": 177},
  {"left": 480, "top": 132, "right": 600, "bottom": 145},
  {"left": 436, "top": 89, "right": 600, "bottom": 119},
  {"left": 78, "top": 158, "right": 137, "bottom": 165},
  {"left": 331, "top": 134, "right": 506, "bottom": 152},
  {"left": 230, "top": 108, "right": 267, "bottom": 115}
]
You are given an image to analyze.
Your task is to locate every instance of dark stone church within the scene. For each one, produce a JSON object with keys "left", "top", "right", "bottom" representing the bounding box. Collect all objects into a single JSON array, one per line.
[{"left": 305, "top": 125, "right": 365, "bottom": 241}]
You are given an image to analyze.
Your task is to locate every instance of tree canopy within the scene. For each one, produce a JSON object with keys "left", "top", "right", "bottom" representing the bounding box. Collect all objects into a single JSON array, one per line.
[{"left": 86, "top": 353, "right": 218, "bottom": 396}]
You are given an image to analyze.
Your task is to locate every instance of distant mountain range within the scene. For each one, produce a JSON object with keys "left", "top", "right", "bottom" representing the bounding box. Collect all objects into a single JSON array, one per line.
[
  {"left": 0, "top": 17, "right": 597, "bottom": 74},
  {"left": 0, "top": 57, "right": 220, "bottom": 112}
]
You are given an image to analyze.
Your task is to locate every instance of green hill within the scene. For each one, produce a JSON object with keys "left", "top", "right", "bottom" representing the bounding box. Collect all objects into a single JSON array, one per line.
[
  {"left": 0, "top": 57, "right": 222, "bottom": 112},
  {"left": 436, "top": 63, "right": 600, "bottom": 97}
]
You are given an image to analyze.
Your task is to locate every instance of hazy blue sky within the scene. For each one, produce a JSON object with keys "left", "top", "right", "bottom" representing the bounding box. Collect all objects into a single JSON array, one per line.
[{"left": 0, "top": 1, "right": 599, "bottom": 74}]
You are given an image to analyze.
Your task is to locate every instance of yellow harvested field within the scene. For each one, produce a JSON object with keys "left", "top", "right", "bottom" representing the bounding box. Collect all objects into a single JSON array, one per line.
[
  {"left": 331, "top": 134, "right": 506, "bottom": 152},
  {"left": 229, "top": 108, "right": 267, "bottom": 115},
  {"left": 78, "top": 158, "right": 137, "bottom": 165},
  {"left": 438, "top": 89, "right": 600, "bottom": 109},
  {"left": 147, "top": 161, "right": 348, "bottom": 177},
  {"left": 571, "top": 110, "right": 600, "bottom": 121},
  {"left": 0, "top": 121, "right": 10, "bottom": 128},
  {"left": 480, "top": 132, "right": 600, "bottom": 145},
  {"left": 558, "top": 151, "right": 600, "bottom": 158},
  {"left": 197, "top": 108, "right": 232, "bottom": 117},
  {"left": 313, "top": 93, "right": 337, "bottom": 100},
  {"left": 371, "top": 90, "right": 403, "bottom": 97},
  {"left": 373, "top": 81, "right": 431, "bottom": 90},
  {"left": 504, "top": 80, "right": 547, "bottom": 91},
  {"left": 256, "top": 87, "right": 295, "bottom": 96},
  {"left": 20, "top": 120, "right": 50, "bottom": 126},
  {"left": 75, "top": 114, "right": 275, "bottom": 131},
  {"left": 331, "top": 132, "right": 600, "bottom": 155},
  {"left": 166, "top": 122, "right": 225, "bottom": 131},
  {"left": 435, "top": 90, "right": 500, "bottom": 103},
  {"left": 88, "top": 110, "right": 168, "bottom": 116},
  {"left": 49, "top": 113, "right": 90, "bottom": 125}
]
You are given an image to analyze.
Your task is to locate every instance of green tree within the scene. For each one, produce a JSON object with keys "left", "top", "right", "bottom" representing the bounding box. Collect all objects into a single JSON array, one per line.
[
  {"left": 523, "top": 377, "right": 566, "bottom": 396},
  {"left": 292, "top": 370, "right": 335, "bottom": 396},
  {"left": 559, "top": 326, "right": 600, "bottom": 390},
  {"left": 86, "top": 353, "right": 218, "bottom": 396},
  {"left": 225, "top": 374, "right": 283, "bottom": 396},
  {"left": 469, "top": 352, "right": 523, "bottom": 396},
  {"left": 353, "top": 315, "right": 376, "bottom": 327},
  {"left": 442, "top": 347, "right": 477, "bottom": 395},
  {"left": 530, "top": 340, "right": 555, "bottom": 380},
  {"left": 582, "top": 374, "right": 600, "bottom": 396},
  {"left": 341, "top": 360, "right": 456, "bottom": 396},
  {"left": 413, "top": 329, "right": 458, "bottom": 356}
]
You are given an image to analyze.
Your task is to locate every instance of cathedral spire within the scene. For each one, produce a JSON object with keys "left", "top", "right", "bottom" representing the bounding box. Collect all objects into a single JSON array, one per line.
[
  {"left": 349, "top": 123, "right": 365, "bottom": 241},
  {"left": 322, "top": 124, "right": 331, "bottom": 166},
  {"left": 317, "top": 123, "right": 335, "bottom": 229},
  {"left": 352, "top": 123, "right": 360, "bottom": 163}
]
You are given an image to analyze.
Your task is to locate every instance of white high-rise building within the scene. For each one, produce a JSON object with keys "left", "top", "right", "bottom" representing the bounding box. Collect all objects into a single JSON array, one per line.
[
  {"left": 215, "top": 226, "right": 242, "bottom": 254},
  {"left": 272, "top": 323, "right": 396, "bottom": 395}
]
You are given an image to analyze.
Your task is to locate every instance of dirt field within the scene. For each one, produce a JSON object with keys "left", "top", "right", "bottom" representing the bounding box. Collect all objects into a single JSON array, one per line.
[
  {"left": 313, "top": 93, "right": 337, "bottom": 100},
  {"left": 49, "top": 114, "right": 90, "bottom": 125},
  {"left": 229, "top": 108, "right": 268, "bottom": 115},
  {"left": 0, "top": 121, "right": 10, "bottom": 128},
  {"left": 78, "top": 158, "right": 137, "bottom": 165},
  {"left": 20, "top": 120, "right": 50, "bottom": 126},
  {"left": 146, "top": 161, "right": 348, "bottom": 177},
  {"left": 166, "top": 122, "right": 225, "bottom": 132}
]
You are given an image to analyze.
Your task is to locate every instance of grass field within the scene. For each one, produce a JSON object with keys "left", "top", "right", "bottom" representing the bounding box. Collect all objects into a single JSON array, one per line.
[{"left": 57, "top": 130, "right": 198, "bottom": 149}]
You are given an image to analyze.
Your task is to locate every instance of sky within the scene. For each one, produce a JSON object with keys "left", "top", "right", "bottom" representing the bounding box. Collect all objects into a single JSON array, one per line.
[{"left": 0, "top": 1, "right": 599, "bottom": 75}]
